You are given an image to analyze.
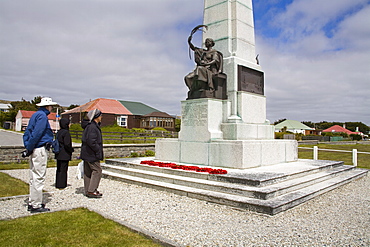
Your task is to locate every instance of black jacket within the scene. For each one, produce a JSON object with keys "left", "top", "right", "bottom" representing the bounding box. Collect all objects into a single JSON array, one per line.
[
  {"left": 80, "top": 119, "right": 104, "bottom": 162},
  {"left": 55, "top": 118, "right": 74, "bottom": 161}
]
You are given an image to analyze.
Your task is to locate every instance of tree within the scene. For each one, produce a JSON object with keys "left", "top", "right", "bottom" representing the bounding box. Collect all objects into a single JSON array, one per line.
[
  {"left": 345, "top": 122, "right": 369, "bottom": 133},
  {"left": 67, "top": 104, "right": 80, "bottom": 110},
  {"left": 5, "top": 98, "right": 37, "bottom": 124},
  {"left": 175, "top": 118, "right": 181, "bottom": 132},
  {"left": 302, "top": 121, "right": 314, "bottom": 128},
  {"left": 30, "top": 96, "right": 42, "bottom": 106},
  {"left": 273, "top": 118, "right": 286, "bottom": 125},
  {"left": 0, "top": 96, "right": 62, "bottom": 126}
]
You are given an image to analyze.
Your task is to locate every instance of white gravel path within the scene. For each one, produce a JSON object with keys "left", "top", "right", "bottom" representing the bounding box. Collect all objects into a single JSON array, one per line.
[{"left": 1, "top": 166, "right": 369, "bottom": 247}]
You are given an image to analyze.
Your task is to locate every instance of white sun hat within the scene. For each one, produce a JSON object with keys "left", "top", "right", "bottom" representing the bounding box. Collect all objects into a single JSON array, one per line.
[{"left": 36, "top": 97, "right": 58, "bottom": 106}]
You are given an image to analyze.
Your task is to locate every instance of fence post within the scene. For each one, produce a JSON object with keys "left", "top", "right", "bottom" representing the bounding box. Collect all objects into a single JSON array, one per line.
[
  {"left": 352, "top": 149, "right": 358, "bottom": 166},
  {"left": 313, "top": 146, "right": 318, "bottom": 160}
]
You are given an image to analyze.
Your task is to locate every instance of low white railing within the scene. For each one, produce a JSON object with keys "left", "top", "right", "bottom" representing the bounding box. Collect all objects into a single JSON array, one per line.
[{"left": 298, "top": 146, "right": 370, "bottom": 167}]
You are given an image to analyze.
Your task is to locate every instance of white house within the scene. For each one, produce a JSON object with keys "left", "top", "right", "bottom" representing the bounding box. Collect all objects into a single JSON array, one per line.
[
  {"left": 0, "top": 103, "right": 11, "bottom": 112},
  {"left": 274, "top": 119, "right": 315, "bottom": 135}
]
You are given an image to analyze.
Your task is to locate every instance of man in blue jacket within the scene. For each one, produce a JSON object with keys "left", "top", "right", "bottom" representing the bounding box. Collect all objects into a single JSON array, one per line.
[{"left": 23, "top": 97, "right": 58, "bottom": 213}]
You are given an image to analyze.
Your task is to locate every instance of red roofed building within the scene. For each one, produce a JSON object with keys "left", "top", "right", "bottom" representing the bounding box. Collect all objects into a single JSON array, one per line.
[
  {"left": 15, "top": 110, "right": 59, "bottom": 132},
  {"left": 62, "top": 98, "right": 175, "bottom": 131},
  {"left": 322, "top": 125, "right": 362, "bottom": 135}
]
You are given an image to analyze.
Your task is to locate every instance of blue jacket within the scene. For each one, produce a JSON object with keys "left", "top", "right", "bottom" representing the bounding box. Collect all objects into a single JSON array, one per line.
[{"left": 23, "top": 107, "right": 54, "bottom": 151}]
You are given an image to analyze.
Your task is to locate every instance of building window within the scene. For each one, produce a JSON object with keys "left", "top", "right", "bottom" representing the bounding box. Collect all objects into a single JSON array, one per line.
[
  {"left": 117, "top": 116, "right": 127, "bottom": 127},
  {"left": 149, "top": 117, "right": 156, "bottom": 127}
]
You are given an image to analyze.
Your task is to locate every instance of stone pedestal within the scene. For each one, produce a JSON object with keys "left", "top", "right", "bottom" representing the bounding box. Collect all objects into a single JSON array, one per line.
[
  {"left": 178, "top": 99, "right": 224, "bottom": 142},
  {"left": 156, "top": 98, "right": 298, "bottom": 169},
  {"left": 156, "top": 138, "right": 297, "bottom": 169}
]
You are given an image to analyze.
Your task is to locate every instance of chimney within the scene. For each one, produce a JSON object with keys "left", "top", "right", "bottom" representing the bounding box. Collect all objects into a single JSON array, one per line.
[
  {"left": 343, "top": 124, "right": 346, "bottom": 129},
  {"left": 356, "top": 127, "right": 359, "bottom": 132}
]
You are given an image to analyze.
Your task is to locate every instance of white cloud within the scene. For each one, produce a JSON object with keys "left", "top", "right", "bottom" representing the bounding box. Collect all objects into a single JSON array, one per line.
[
  {"left": 0, "top": 0, "right": 369, "bottom": 125},
  {"left": 0, "top": 0, "right": 203, "bottom": 115},
  {"left": 258, "top": 1, "right": 370, "bottom": 124}
]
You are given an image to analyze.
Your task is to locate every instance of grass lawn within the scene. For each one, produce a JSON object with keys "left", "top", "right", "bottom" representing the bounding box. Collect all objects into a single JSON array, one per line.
[
  {"left": 0, "top": 208, "right": 162, "bottom": 247},
  {"left": 0, "top": 172, "right": 29, "bottom": 197},
  {"left": 0, "top": 166, "right": 163, "bottom": 246},
  {"left": 299, "top": 143, "right": 370, "bottom": 169},
  {"left": 0, "top": 159, "right": 82, "bottom": 170}
]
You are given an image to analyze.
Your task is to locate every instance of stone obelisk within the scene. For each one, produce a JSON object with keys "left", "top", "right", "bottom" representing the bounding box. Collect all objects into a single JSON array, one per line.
[
  {"left": 204, "top": 0, "right": 271, "bottom": 137},
  {"left": 155, "top": 0, "right": 298, "bottom": 168}
]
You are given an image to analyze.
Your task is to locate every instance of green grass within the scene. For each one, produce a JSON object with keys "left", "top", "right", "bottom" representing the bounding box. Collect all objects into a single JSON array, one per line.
[
  {"left": 299, "top": 144, "right": 370, "bottom": 169},
  {"left": 0, "top": 159, "right": 82, "bottom": 170},
  {"left": 0, "top": 172, "right": 29, "bottom": 197},
  {"left": 0, "top": 208, "right": 162, "bottom": 247}
]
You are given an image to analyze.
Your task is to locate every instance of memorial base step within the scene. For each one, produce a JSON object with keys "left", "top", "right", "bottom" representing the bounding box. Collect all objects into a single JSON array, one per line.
[{"left": 102, "top": 158, "right": 367, "bottom": 215}]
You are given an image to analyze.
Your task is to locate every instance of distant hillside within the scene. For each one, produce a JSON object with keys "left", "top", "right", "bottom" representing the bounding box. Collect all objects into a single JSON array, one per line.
[{"left": 0, "top": 100, "right": 12, "bottom": 104}]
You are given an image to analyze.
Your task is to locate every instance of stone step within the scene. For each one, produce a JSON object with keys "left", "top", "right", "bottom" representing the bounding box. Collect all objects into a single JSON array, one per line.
[
  {"left": 102, "top": 166, "right": 367, "bottom": 215},
  {"left": 101, "top": 162, "right": 354, "bottom": 200},
  {"left": 105, "top": 158, "right": 344, "bottom": 187}
]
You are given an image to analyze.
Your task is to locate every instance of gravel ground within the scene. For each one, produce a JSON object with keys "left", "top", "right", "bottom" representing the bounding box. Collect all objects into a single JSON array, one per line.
[{"left": 1, "top": 166, "right": 369, "bottom": 247}]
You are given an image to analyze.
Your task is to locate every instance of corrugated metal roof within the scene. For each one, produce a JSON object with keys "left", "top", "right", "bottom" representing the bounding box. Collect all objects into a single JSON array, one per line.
[
  {"left": 322, "top": 125, "right": 361, "bottom": 135},
  {"left": 19, "top": 110, "right": 57, "bottom": 120},
  {"left": 118, "top": 100, "right": 160, "bottom": 116},
  {"left": 63, "top": 98, "right": 132, "bottom": 115},
  {"left": 275, "top": 119, "right": 314, "bottom": 130}
]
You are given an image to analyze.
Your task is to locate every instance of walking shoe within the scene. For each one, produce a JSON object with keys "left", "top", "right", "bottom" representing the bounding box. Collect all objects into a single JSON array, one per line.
[
  {"left": 30, "top": 206, "right": 50, "bottom": 213},
  {"left": 86, "top": 191, "right": 103, "bottom": 198},
  {"left": 28, "top": 204, "right": 45, "bottom": 211}
]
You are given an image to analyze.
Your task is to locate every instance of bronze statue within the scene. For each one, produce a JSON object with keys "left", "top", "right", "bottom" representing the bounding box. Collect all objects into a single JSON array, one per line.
[{"left": 184, "top": 25, "right": 227, "bottom": 100}]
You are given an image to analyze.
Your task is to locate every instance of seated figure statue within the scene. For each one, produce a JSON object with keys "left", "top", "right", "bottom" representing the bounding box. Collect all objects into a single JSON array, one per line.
[{"left": 184, "top": 34, "right": 226, "bottom": 100}]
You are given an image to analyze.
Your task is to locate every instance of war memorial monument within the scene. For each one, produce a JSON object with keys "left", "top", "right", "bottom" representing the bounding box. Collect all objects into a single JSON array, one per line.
[
  {"left": 103, "top": 0, "right": 367, "bottom": 214},
  {"left": 156, "top": 0, "right": 297, "bottom": 168}
]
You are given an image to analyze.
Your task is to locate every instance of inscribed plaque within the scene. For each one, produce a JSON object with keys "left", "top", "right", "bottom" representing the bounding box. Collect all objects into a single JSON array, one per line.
[{"left": 237, "top": 65, "right": 264, "bottom": 95}]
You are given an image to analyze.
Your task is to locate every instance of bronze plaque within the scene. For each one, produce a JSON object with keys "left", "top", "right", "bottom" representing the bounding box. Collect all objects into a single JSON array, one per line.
[{"left": 237, "top": 65, "right": 264, "bottom": 95}]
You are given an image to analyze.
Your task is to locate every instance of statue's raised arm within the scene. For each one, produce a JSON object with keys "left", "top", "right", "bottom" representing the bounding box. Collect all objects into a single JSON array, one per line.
[{"left": 184, "top": 25, "right": 227, "bottom": 100}]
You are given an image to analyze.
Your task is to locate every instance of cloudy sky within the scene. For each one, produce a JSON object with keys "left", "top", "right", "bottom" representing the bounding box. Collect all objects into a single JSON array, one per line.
[{"left": 0, "top": 0, "right": 369, "bottom": 125}]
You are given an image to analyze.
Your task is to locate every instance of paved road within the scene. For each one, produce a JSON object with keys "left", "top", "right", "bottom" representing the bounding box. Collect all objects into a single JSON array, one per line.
[{"left": 0, "top": 129, "right": 24, "bottom": 146}]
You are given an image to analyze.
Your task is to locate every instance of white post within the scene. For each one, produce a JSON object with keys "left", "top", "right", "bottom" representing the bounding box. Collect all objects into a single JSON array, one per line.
[
  {"left": 313, "top": 146, "right": 318, "bottom": 160},
  {"left": 352, "top": 149, "right": 358, "bottom": 166}
]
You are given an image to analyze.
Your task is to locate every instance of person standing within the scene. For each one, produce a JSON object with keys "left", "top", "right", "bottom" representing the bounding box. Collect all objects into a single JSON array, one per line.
[
  {"left": 80, "top": 109, "right": 104, "bottom": 198},
  {"left": 23, "top": 97, "right": 58, "bottom": 213},
  {"left": 55, "top": 118, "right": 74, "bottom": 189}
]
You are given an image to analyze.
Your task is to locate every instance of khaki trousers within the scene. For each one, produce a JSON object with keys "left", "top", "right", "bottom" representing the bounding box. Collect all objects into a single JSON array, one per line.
[
  {"left": 83, "top": 161, "right": 102, "bottom": 194},
  {"left": 29, "top": 147, "right": 47, "bottom": 208}
]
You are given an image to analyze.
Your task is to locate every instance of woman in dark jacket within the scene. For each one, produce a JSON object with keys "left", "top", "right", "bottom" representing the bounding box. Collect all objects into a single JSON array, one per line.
[
  {"left": 55, "top": 118, "right": 74, "bottom": 189},
  {"left": 80, "top": 109, "right": 104, "bottom": 198}
]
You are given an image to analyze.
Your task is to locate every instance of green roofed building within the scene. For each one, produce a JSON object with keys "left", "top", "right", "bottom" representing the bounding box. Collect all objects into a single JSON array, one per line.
[
  {"left": 274, "top": 119, "right": 315, "bottom": 135},
  {"left": 118, "top": 100, "right": 160, "bottom": 115},
  {"left": 62, "top": 98, "right": 175, "bottom": 131}
]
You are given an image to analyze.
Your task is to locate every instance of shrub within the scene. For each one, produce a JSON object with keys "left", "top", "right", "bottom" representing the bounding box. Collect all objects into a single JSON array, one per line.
[
  {"left": 152, "top": 127, "right": 167, "bottom": 132},
  {"left": 275, "top": 131, "right": 293, "bottom": 139},
  {"left": 132, "top": 128, "right": 147, "bottom": 133},
  {"left": 70, "top": 123, "right": 83, "bottom": 131},
  {"left": 145, "top": 150, "right": 155, "bottom": 157},
  {"left": 102, "top": 124, "right": 130, "bottom": 132},
  {"left": 295, "top": 133, "right": 303, "bottom": 141},
  {"left": 130, "top": 152, "right": 139, "bottom": 157},
  {"left": 350, "top": 134, "right": 362, "bottom": 141}
]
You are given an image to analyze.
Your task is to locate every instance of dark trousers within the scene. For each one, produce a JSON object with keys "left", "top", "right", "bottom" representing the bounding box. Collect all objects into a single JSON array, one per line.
[
  {"left": 83, "top": 161, "right": 102, "bottom": 194},
  {"left": 56, "top": 160, "right": 69, "bottom": 188}
]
